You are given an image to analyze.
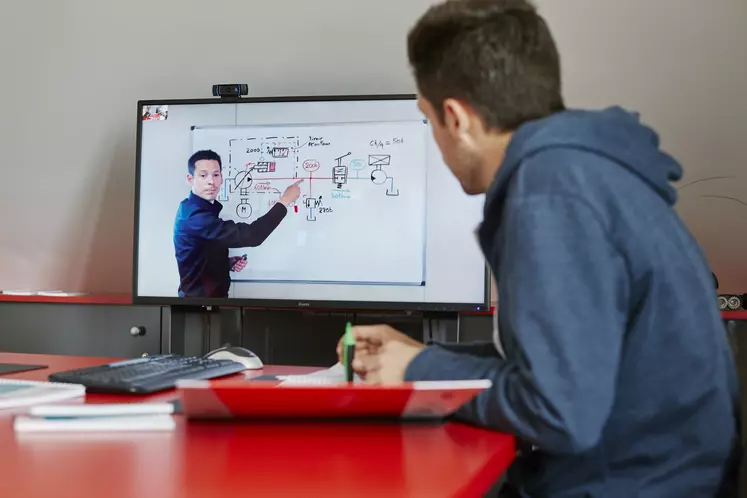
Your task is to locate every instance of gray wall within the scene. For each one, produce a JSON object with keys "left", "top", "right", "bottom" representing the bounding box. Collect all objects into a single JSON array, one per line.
[
  {"left": 542, "top": 0, "right": 747, "bottom": 292},
  {"left": 0, "top": 0, "right": 745, "bottom": 297},
  {"left": 0, "top": 0, "right": 432, "bottom": 293}
]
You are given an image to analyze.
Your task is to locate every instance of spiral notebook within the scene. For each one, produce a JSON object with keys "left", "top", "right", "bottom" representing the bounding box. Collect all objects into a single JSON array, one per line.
[{"left": 0, "top": 379, "right": 85, "bottom": 410}]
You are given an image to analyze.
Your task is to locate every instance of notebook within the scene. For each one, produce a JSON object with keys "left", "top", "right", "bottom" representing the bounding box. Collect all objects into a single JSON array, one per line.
[
  {"left": 14, "top": 403, "right": 177, "bottom": 433},
  {"left": 0, "top": 378, "right": 85, "bottom": 410},
  {"left": 14, "top": 414, "right": 176, "bottom": 433},
  {"left": 275, "top": 362, "right": 361, "bottom": 385}
]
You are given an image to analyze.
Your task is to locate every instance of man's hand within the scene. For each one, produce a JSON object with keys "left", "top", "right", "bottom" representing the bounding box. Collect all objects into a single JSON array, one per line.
[
  {"left": 279, "top": 179, "right": 304, "bottom": 207},
  {"left": 336, "top": 325, "right": 425, "bottom": 384},
  {"left": 229, "top": 256, "right": 247, "bottom": 272}
]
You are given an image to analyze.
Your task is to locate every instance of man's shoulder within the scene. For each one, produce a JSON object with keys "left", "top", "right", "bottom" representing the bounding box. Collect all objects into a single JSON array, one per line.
[
  {"left": 512, "top": 147, "right": 617, "bottom": 199},
  {"left": 175, "top": 196, "right": 190, "bottom": 211},
  {"left": 175, "top": 198, "right": 193, "bottom": 221},
  {"left": 176, "top": 198, "right": 219, "bottom": 229}
]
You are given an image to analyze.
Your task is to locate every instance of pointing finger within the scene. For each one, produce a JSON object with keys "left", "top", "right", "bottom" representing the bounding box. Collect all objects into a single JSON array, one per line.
[{"left": 291, "top": 179, "right": 304, "bottom": 187}]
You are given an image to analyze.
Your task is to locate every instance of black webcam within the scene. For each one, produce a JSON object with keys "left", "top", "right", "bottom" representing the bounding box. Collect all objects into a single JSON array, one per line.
[{"left": 212, "top": 84, "right": 249, "bottom": 98}]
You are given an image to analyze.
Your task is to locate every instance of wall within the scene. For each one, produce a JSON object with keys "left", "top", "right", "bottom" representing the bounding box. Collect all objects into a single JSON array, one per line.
[
  {"left": 0, "top": 0, "right": 745, "bottom": 294},
  {"left": 538, "top": 0, "right": 747, "bottom": 291},
  {"left": 0, "top": 0, "right": 434, "bottom": 293}
]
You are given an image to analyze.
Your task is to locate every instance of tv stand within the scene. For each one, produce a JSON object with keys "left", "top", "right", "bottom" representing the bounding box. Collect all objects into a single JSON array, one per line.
[
  {"left": 162, "top": 306, "right": 463, "bottom": 358},
  {"left": 423, "top": 311, "right": 459, "bottom": 343},
  {"left": 163, "top": 306, "right": 244, "bottom": 356}
]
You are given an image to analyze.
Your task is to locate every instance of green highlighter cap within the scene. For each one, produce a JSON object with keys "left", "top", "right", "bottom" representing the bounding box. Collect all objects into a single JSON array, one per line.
[
  {"left": 344, "top": 322, "right": 354, "bottom": 345},
  {"left": 343, "top": 322, "right": 354, "bottom": 382}
]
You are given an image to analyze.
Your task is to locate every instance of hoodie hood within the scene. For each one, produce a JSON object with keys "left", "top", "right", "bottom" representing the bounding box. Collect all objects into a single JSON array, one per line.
[{"left": 485, "top": 107, "right": 683, "bottom": 218}]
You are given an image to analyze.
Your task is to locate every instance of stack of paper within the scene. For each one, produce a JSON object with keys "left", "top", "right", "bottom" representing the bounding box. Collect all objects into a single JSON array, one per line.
[
  {"left": 0, "top": 290, "right": 89, "bottom": 297},
  {"left": 13, "top": 403, "right": 177, "bottom": 433},
  {"left": 0, "top": 378, "right": 85, "bottom": 410},
  {"left": 36, "top": 291, "right": 89, "bottom": 297},
  {"left": 276, "top": 363, "right": 361, "bottom": 386}
]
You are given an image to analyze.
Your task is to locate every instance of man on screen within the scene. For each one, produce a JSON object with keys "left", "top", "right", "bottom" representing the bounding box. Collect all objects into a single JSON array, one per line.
[{"left": 174, "top": 150, "right": 302, "bottom": 298}]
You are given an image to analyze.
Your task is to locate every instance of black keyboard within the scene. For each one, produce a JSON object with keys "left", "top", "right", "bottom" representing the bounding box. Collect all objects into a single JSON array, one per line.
[{"left": 48, "top": 355, "right": 247, "bottom": 394}]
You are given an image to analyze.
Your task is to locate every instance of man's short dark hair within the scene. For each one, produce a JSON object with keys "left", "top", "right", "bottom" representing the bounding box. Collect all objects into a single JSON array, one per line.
[
  {"left": 407, "top": 0, "right": 565, "bottom": 131},
  {"left": 188, "top": 150, "right": 222, "bottom": 175}
]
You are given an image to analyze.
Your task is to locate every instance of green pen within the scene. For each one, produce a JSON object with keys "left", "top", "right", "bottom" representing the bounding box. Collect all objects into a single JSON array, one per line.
[{"left": 343, "top": 322, "right": 355, "bottom": 383}]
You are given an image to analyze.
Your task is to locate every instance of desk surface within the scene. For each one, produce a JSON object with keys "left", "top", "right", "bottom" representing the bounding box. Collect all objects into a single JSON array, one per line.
[{"left": 0, "top": 353, "right": 515, "bottom": 498}]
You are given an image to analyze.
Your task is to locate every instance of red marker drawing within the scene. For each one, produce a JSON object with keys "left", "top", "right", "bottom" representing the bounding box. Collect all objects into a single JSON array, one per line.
[{"left": 294, "top": 205, "right": 298, "bottom": 213}]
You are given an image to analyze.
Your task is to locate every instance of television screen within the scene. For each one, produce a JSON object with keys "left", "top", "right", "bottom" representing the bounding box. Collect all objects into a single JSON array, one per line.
[{"left": 134, "top": 95, "right": 489, "bottom": 311}]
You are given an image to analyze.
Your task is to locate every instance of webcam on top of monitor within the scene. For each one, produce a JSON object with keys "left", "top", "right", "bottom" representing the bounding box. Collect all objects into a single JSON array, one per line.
[{"left": 212, "top": 84, "right": 249, "bottom": 99}]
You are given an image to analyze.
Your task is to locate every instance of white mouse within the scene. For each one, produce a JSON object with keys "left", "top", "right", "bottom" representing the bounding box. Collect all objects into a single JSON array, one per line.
[{"left": 206, "top": 346, "right": 264, "bottom": 370}]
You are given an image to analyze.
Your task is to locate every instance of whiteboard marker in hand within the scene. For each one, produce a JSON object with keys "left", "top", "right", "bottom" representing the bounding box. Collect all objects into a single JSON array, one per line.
[{"left": 231, "top": 255, "right": 247, "bottom": 272}]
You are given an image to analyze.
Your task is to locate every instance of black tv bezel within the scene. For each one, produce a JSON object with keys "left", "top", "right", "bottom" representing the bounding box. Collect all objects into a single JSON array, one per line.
[{"left": 132, "top": 94, "right": 491, "bottom": 312}]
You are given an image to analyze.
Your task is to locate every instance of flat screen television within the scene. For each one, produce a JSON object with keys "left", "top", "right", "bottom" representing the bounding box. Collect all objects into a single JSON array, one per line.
[{"left": 133, "top": 94, "right": 490, "bottom": 311}]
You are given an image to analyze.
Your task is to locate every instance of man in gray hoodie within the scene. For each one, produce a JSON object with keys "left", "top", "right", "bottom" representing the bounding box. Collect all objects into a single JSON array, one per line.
[{"left": 340, "top": 0, "right": 741, "bottom": 496}]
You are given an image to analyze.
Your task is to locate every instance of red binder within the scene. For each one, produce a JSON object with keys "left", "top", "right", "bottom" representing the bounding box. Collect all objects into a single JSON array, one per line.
[{"left": 177, "top": 379, "right": 492, "bottom": 420}]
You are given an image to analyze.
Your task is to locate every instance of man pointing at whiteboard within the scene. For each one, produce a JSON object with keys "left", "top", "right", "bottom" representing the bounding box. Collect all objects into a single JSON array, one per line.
[{"left": 173, "top": 150, "right": 302, "bottom": 298}]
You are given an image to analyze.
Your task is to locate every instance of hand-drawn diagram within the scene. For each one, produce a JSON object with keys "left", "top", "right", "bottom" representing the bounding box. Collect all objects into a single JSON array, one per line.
[
  {"left": 210, "top": 127, "right": 408, "bottom": 223},
  {"left": 190, "top": 121, "right": 429, "bottom": 287},
  {"left": 333, "top": 152, "right": 351, "bottom": 189},
  {"left": 368, "top": 154, "right": 399, "bottom": 196},
  {"left": 236, "top": 198, "right": 252, "bottom": 219},
  {"left": 304, "top": 196, "right": 323, "bottom": 222},
  {"left": 234, "top": 170, "right": 253, "bottom": 196}
]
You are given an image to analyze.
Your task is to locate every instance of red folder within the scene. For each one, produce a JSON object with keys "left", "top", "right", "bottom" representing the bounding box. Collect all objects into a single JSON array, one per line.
[{"left": 177, "top": 379, "right": 491, "bottom": 420}]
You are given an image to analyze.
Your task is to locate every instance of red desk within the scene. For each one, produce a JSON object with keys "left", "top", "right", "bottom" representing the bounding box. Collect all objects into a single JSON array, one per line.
[{"left": 0, "top": 353, "right": 515, "bottom": 498}]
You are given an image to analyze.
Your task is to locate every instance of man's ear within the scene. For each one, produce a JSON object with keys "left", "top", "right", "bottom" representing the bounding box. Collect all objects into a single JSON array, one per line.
[
  {"left": 442, "top": 98, "right": 472, "bottom": 137},
  {"left": 186, "top": 173, "right": 194, "bottom": 185}
]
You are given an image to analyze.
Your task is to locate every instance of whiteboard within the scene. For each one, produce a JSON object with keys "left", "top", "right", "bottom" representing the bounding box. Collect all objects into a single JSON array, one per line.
[{"left": 191, "top": 121, "right": 428, "bottom": 286}]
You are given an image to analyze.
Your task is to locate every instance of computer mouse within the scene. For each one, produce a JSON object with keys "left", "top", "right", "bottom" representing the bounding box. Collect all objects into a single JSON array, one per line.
[{"left": 206, "top": 346, "right": 264, "bottom": 370}]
